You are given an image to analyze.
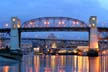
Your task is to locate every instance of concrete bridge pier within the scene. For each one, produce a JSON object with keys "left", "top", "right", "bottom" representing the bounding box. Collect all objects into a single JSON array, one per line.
[
  {"left": 88, "top": 16, "right": 98, "bottom": 56},
  {"left": 10, "top": 17, "right": 20, "bottom": 50},
  {"left": 18, "top": 31, "right": 21, "bottom": 48},
  {"left": 89, "top": 16, "right": 98, "bottom": 49}
]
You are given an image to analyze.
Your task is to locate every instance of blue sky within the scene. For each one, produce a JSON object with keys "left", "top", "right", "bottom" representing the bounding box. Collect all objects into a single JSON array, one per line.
[
  {"left": 0, "top": 0, "right": 108, "bottom": 40},
  {"left": 0, "top": 0, "right": 108, "bottom": 23}
]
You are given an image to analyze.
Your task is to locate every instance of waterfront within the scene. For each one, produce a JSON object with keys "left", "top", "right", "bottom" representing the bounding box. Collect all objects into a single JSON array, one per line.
[{"left": 0, "top": 54, "right": 108, "bottom": 72}]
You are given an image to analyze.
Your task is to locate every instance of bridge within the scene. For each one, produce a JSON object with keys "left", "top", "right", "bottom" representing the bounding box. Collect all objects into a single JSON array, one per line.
[
  {"left": 0, "top": 27, "right": 108, "bottom": 32},
  {"left": 0, "top": 16, "right": 108, "bottom": 55}
]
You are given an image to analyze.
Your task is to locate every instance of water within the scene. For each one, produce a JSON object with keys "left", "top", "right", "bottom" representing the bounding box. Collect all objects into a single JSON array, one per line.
[{"left": 0, "top": 55, "right": 108, "bottom": 72}]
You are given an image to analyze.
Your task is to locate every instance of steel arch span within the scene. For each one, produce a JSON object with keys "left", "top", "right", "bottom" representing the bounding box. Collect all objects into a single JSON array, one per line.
[{"left": 21, "top": 17, "right": 88, "bottom": 28}]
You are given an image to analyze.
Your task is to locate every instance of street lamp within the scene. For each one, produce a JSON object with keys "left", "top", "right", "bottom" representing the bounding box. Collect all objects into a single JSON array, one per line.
[
  {"left": 5, "top": 23, "right": 9, "bottom": 28},
  {"left": 44, "top": 21, "right": 49, "bottom": 25},
  {"left": 58, "top": 21, "right": 64, "bottom": 25},
  {"left": 12, "top": 17, "right": 16, "bottom": 22},
  {"left": 92, "top": 17, "right": 96, "bottom": 21}
]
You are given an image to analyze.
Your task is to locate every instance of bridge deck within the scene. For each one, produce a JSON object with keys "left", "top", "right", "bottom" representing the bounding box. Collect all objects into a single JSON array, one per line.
[{"left": 0, "top": 27, "right": 108, "bottom": 33}]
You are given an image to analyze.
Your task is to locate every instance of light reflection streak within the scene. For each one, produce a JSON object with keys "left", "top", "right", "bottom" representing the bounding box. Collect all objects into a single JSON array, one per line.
[
  {"left": 73, "top": 55, "right": 77, "bottom": 72},
  {"left": 89, "top": 57, "right": 100, "bottom": 72},
  {"left": 3, "top": 66, "right": 9, "bottom": 72},
  {"left": 34, "top": 56, "right": 40, "bottom": 72},
  {"left": 51, "top": 56, "right": 55, "bottom": 71},
  {"left": 78, "top": 56, "right": 83, "bottom": 72},
  {"left": 0, "top": 55, "right": 108, "bottom": 72},
  {"left": 82, "top": 57, "right": 89, "bottom": 72}
]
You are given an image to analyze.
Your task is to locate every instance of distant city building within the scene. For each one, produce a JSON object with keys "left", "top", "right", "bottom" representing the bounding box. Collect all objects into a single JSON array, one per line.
[
  {"left": 46, "top": 33, "right": 57, "bottom": 48},
  {"left": 21, "top": 41, "right": 32, "bottom": 48},
  {"left": 47, "top": 33, "right": 57, "bottom": 39}
]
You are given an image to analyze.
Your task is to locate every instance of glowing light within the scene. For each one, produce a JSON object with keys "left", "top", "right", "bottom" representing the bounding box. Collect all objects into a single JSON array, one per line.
[
  {"left": 90, "top": 38, "right": 98, "bottom": 49},
  {"left": 48, "top": 49, "right": 50, "bottom": 52},
  {"left": 73, "top": 50, "right": 77, "bottom": 53},
  {"left": 72, "top": 20, "right": 79, "bottom": 24},
  {"left": 58, "top": 50, "right": 67, "bottom": 53},
  {"left": 72, "top": 21, "right": 76, "bottom": 24},
  {"left": 94, "top": 41, "right": 98, "bottom": 49},
  {"left": 83, "top": 49, "right": 88, "bottom": 52},
  {"left": 92, "top": 23, "right": 95, "bottom": 27},
  {"left": 92, "top": 17, "right": 96, "bottom": 21},
  {"left": 34, "top": 47, "right": 40, "bottom": 52},
  {"left": 76, "top": 21, "right": 79, "bottom": 24},
  {"left": 102, "top": 51, "right": 106, "bottom": 54},
  {"left": 12, "top": 18, "right": 16, "bottom": 22},
  {"left": 58, "top": 21, "right": 64, "bottom": 24},
  {"left": 5, "top": 23, "right": 9, "bottom": 27},
  {"left": 44, "top": 21, "right": 50, "bottom": 25},
  {"left": 17, "top": 19, "right": 21, "bottom": 28},
  {"left": 17, "top": 24, "right": 20, "bottom": 28},
  {"left": 51, "top": 42, "right": 57, "bottom": 48}
]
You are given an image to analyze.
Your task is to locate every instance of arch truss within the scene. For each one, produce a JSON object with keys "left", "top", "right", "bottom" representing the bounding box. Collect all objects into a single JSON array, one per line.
[{"left": 22, "top": 17, "right": 88, "bottom": 28}]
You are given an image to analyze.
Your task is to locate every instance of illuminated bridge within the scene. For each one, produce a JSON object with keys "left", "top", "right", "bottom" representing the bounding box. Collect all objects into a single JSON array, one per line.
[
  {"left": 0, "top": 17, "right": 108, "bottom": 32},
  {"left": 0, "top": 16, "right": 108, "bottom": 55},
  {"left": 0, "top": 17, "right": 108, "bottom": 40}
]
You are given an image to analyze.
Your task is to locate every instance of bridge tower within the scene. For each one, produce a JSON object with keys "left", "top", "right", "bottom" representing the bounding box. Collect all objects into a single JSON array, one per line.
[
  {"left": 10, "top": 17, "right": 20, "bottom": 50},
  {"left": 89, "top": 16, "right": 98, "bottom": 50}
]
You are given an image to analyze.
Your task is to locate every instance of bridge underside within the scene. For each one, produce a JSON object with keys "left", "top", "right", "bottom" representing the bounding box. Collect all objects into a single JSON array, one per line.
[{"left": 0, "top": 27, "right": 108, "bottom": 33}]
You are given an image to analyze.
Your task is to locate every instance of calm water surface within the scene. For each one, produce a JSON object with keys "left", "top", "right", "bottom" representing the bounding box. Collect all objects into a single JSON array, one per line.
[{"left": 0, "top": 55, "right": 108, "bottom": 72}]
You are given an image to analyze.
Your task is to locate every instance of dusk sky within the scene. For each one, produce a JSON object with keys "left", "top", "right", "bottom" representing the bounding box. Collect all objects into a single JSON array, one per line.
[{"left": 0, "top": 0, "right": 108, "bottom": 40}]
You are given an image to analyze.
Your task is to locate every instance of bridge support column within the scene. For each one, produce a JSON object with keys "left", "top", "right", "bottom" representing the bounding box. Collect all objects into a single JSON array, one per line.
[
  {"left": 18, "top": 31, "right": 21, "bottom": 48},
  {"left": 10, "top": 17, "right": 20, "bottom": 50},
  {"left": 89, "top": 16, "right": 98, "bottom": 50}
]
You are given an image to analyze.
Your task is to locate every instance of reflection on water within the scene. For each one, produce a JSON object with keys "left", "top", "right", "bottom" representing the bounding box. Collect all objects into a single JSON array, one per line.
[{"left": 0, "top": 55, "right": 108, "bottom": 72}]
